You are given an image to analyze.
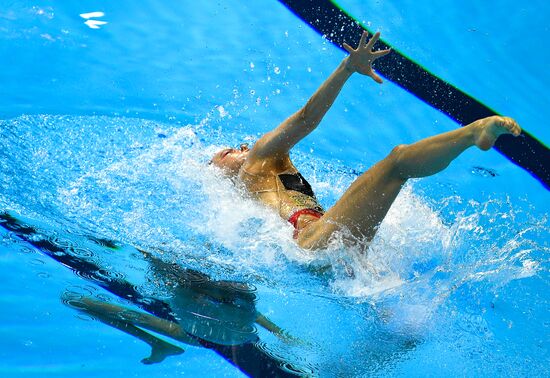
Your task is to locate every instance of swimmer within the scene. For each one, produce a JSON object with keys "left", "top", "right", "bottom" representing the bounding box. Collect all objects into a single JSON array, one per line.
[{"left": 210, "top": 31, "right": 521, "bottom": 250}]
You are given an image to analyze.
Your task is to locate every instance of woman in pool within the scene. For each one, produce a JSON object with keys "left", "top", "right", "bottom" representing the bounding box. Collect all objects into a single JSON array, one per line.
[{"left": 210, "top": 31, "right": 521, "bottom": 250}]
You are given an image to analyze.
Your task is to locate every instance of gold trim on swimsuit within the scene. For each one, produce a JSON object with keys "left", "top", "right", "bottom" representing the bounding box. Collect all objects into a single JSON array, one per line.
[{"left": 240, "top": 167, "right": 324, "bottom": 220}]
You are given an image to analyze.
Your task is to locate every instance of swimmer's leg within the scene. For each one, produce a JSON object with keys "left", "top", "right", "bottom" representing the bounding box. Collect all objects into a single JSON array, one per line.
[
  {"left": 77, "top": 296, "right": 199, "bottom": 345},
  {"left": 94, "top": 315, "right": 185, "bottom": 365},
  {"left": 255, "top": 313, "right": 304, "bottom": 345},
  {"left": 297, "top": 116, "right": 520, "bottom": 249},
  {"left": 73, "top": 297, "right": 196, "bottom": 364}
]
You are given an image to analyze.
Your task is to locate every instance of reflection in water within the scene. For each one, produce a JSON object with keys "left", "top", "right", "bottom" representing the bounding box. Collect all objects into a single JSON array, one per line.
[
  {"left": 63, "top": 249, "right": 293, "bottom": 363},
  {"left": 141, "top": 251, "right": 261, "bottom": 346},
  {"left": 0, "top": 211, "right": 307, "bottom": 377}
]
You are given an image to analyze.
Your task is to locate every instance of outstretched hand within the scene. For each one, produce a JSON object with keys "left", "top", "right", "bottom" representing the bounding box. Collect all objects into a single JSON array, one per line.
[{"left": 343, "top": 31, "right": 391, "bottom": 83}]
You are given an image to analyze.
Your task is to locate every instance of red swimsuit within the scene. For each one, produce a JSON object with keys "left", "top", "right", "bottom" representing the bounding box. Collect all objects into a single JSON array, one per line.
[{"left": 288, "top": 208, "right": 324, "bottom": 239}]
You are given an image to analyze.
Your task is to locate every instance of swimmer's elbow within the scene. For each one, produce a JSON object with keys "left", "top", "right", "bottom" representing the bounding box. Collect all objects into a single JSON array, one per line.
[
  {"left": 296, "top": 102, "right": 321, "bottom": 130},
  {"left": 295, "top": 106, "right": 309, "bottom": 124}
]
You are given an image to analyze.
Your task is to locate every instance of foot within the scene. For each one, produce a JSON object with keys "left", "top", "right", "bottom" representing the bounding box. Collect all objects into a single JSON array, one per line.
[
  {"left": 473, "top": 116, "right": 521, "bottom": 151},
  {"left": 141, "top": 341, "right": 184, "bottom": 365}
]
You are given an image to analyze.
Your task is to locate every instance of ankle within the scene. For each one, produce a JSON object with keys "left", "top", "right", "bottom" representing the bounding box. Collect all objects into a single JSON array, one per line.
[{"left": 466, "top": 120, "right": 483, "bottom": 146}]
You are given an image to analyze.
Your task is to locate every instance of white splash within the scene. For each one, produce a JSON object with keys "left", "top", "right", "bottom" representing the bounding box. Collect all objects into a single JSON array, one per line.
[
  {"left": 79, "top": 12, "right": 105, "bottom": 19},
  {"left": 79, "top": 11, "right": 108, "bottom": 29},
  {"left": 84, "top": 20, "right": 108, "bottom": 29}
]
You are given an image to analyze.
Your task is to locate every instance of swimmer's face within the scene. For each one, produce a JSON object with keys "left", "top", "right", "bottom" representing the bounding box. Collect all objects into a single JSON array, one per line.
[{"left": 210, "top": 143, "right": 250, "bottom": 175}]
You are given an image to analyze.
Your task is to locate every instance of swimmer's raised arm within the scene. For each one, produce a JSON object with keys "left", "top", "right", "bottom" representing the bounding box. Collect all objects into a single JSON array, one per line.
[
  {"left": 249, "top": 31, "right": 390, "bottom": 160},
  {"left": 342, "top": 31, "right": 391, "bottom": 83}
]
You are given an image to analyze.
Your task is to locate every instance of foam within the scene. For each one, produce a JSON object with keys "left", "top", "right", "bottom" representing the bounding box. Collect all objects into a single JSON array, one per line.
[{"left": 2, "top": 115, "right": 547, "bottom": 305}]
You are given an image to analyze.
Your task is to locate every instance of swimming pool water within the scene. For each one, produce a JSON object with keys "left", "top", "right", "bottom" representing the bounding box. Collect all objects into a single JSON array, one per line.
[{"left": 1, "top": 1, "right": 548, "bottom": 377}]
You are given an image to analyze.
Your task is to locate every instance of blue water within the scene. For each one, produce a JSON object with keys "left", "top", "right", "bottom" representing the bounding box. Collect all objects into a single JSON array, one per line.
[{"left": 1, "top": 1, "right": 549, "bottom": 377}]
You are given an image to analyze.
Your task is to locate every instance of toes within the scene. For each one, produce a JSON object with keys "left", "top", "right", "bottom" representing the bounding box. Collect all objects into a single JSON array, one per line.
[
  {"left": 500, "top": 117, "right": 521, "bottom": 136},
  {"left": 506, "top": 118, "right": 521, "bottom": 136}
]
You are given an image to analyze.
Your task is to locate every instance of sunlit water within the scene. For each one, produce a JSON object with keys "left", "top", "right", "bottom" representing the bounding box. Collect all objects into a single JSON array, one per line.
[
  {"left": 1, "top": 114, "right": 547, "bottom": 376},
  {"left": 1, "top": 0, "right": 549, "bottom": 377}
]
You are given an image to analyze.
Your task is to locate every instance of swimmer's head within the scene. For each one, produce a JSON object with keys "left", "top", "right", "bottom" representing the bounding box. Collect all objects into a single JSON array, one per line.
[{"left": 210, "top": 143, "right": 250, "bottom": 176}]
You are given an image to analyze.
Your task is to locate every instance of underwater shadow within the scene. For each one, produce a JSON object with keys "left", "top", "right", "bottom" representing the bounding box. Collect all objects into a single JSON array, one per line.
[{"left": 0, "top": 211, "right": 310, "bottom": 377}]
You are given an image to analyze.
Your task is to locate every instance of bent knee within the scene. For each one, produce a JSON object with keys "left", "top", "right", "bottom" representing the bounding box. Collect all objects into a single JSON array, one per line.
[
  {"left": 389, "top": 144, "right": 408, "bottom": 159},
  {"left": 386, "top": 144, "right": 409, "bottom": 180}
]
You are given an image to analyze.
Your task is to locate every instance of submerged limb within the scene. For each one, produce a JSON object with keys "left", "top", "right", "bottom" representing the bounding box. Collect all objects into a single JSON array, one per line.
[
  {"left": 68, "top": 296, "right": 242, "bottom": 364},
  {"left": 255, "top": 313, "right": 304, "bottom": 345},
  {"left": 103, "top": 318, "right": 185, "bottom": 365},
  {"left": 297, "top": 116, "right": 521, "bottom": 249},
  {"left": 76, "top": 296, "right": 199, "bottom": 346},
  {"left": 141, "top": 340, "right": 184, "bottom": 365},
  {"left": 74, "top": 297, "right": 185, "bottom": 364}
]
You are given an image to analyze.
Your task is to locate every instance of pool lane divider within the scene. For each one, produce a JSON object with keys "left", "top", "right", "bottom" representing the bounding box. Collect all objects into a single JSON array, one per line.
[
  {"left": 0, "top": 212, "right": 303, "bottom": 378},
  {"left": 278, "top": 0, "right": 550, "bottom": 190}
]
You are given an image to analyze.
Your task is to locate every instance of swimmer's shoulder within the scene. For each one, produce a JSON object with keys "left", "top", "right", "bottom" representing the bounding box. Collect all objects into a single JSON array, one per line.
[{"left": 240, "top": 153, "right": 294, "bottom": 177}]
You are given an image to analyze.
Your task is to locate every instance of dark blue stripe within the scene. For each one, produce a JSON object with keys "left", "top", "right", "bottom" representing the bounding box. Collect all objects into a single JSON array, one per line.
[{"left": 278, "top": 0, "right": 550, "bottom": 190}]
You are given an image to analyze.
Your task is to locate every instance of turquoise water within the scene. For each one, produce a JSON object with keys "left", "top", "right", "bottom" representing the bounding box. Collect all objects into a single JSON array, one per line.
[{"left": 1, "top": 1, "right": 548, "bottom": 377}]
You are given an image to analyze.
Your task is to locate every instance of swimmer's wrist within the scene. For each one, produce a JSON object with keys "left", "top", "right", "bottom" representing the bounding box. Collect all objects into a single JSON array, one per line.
[{"left": 342, "top": 57, "right": 356, "bottom": 74}]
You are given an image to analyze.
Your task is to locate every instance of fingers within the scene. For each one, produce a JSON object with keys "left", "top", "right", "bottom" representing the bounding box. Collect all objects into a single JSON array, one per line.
[
  {"left": 366, "top": 31, "right": 380, "bottom": 49},
  {"left": 343, "top": 30, "right": 389, "bottom": 81},
  {"left": 346, "top": 31, "right": 388, "bottom": 53},
  {"left": 370, "top": 71, "right": 383, "bottom": 84},
  {"left": 372, "top": 48, "right": 391, "bottom": 58},
  {"left": 359, "top": 31, "right": 368, "bottom": 49},
  {"left": 343, "top": 42, "right": 354, "bottom": 53}
]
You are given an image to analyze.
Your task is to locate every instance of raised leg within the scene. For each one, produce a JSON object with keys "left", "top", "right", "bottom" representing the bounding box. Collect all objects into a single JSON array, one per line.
[{"left": 297, "top": 116, "right": 520, "bottom": 249}]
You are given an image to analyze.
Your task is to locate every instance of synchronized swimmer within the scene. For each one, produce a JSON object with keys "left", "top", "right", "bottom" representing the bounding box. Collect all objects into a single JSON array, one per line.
[{"left": 210, "top": 31, "right": 521, "bottom": 249}]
